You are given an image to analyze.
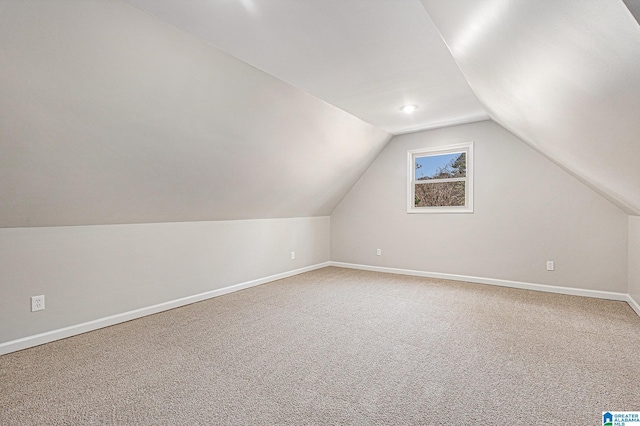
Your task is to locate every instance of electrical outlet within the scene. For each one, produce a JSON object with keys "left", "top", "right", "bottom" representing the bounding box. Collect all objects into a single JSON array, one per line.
[
  {"left": 376, "top": 248, "right": 382, "bottom": 256},
  {"left": 546, "top": 261, "right": 555, "bottom": 271},
  {"left": 291, "top": 251, "right": 296, "bottom": 260},
  {"left": 31, "top": 295, "right": 45, "bottom": 312}
]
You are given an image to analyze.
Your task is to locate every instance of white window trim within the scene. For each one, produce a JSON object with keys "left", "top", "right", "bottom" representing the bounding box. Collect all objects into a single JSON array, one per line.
[{"left": 407, "top": 142, "right": 474, "bottom": 214}]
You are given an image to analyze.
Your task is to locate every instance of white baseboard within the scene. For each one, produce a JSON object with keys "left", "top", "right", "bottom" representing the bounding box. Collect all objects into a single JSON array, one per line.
[
  {"left": 627, "top": 294, "right": 640, "bottom": 317},
  {"left": 0, "top": 262, "right": 330, "bottom": 356},
  {"left": 3, "top": 261, "right": 636, "bottom": 356},
  {"left": 330, "top": 262, "right": 629, "bottom": 302}
]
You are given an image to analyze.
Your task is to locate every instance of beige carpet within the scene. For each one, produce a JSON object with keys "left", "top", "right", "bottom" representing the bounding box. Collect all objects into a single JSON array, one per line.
[{"left": 1, "top": 267, "right": 639, "bottom": 425}]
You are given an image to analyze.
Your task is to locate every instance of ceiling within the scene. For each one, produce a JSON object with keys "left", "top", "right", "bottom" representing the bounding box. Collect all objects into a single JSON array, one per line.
[
  {"left": 624, "top": 0, "right": 640, "bottom": 24},
  {"left": 0, "top": 1, "right": 390, "bottom": 227},
  {"left": 421, "top": 0, "right": 640, "bottom": 214},
  {"left": 1, "top": 0, "right": 640, "bottom": 227},
  {"left": 122, "top": 0, "right": 640, "bottom": 215},
  {"left": 123, "top": 0, "right": 489, "bottom": 135}
]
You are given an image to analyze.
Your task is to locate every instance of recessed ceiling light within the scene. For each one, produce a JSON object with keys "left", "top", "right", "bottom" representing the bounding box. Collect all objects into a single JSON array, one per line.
[{"left": 401, "top": 104, "right": 418, "bottom": 114}]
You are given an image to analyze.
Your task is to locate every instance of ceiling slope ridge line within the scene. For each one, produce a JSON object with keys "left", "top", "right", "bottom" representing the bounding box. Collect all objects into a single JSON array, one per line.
[
  {"left": 119, "top": 0, "right": 389, "bottom": 136},
  {"left": 417, "top": 1, "right": 491, "bottom": 120},
  {"left": 622, "top": 0, "right": 640, "bottom": 25}
]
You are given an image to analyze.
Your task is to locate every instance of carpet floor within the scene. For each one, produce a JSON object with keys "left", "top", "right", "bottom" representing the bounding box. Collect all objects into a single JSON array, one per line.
[{"left": 1, "top": 267, "right": 639, "bottom": 425}]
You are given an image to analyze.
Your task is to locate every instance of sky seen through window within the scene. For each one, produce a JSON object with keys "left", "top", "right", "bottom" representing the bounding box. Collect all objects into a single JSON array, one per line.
[{"left": 415, "top": 153, "right": 463, "bottom": 180}]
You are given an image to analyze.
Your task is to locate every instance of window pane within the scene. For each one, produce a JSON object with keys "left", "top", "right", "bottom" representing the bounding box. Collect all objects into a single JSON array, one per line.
[
  {"left": 415, "top": 152, "right": 466, "bottom": 180},
  {"left": 414, "top": 181, "right": 465, "bottom": 207}
]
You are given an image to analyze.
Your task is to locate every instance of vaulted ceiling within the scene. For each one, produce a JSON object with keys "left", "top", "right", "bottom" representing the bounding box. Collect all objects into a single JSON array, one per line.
[
  {"left": 421, "top": 0, "right": 640, "bottom": 215},
  {"left": 123, "top": 0, "right": 489, "bottom": 134},
  {"left": 0, "top": 0, "right": 391, "bottom": 227},
  {"left": 1, "top": 0, "right": 639, "bottom": 227}
]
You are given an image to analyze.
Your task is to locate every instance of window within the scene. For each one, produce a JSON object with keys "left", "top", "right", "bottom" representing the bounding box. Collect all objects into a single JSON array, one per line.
[{"left": 407, "top": 142, "right": 473, "bottom": 213}]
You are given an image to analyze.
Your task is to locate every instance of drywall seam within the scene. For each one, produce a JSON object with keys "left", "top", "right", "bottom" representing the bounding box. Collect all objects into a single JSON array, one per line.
[
  {"left": 331, "top": 261, "right": 632, "bottom": 304},
  {"left": 0, "top": 262, "right": 330, "bottom": 356}
]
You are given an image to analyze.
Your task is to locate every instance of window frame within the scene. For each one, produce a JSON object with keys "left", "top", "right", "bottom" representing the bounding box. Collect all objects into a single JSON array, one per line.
[{"left": 407, "top": 142, "right": 474, "bottom": 214}]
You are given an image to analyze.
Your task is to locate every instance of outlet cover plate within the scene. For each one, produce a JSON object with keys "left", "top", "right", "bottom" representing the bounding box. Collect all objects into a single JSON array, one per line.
[{"left": 31, "top": 295, "right": 45, "bottom": 312}]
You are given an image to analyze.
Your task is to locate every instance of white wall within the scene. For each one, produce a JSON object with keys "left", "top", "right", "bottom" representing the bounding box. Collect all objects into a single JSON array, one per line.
[
  {"left": 331, "top": 121, "right": 628, "bottom": 293},
  {"left": 629, "top": 216, "right": 640, "bottom": 306},
  {"left": 0, "top": 217, "right": 329, "bottom": 346}
]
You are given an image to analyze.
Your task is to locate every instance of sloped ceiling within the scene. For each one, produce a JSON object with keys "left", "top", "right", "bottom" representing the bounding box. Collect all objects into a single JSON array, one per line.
[
  {"left": 624, "top": 0, "right": 640, "bottom": 24},
  {"left": 420, "top": 0, "right": 640, "bottom": 215},
  {"left": 123, "top": 0, "right": 488, "bottom": 135},
  {"left": 0, "top": 0, "right": 390, "bottom": 227},
  {"left": 3, "top": 0, "right": 639, "bottom": 228}
]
